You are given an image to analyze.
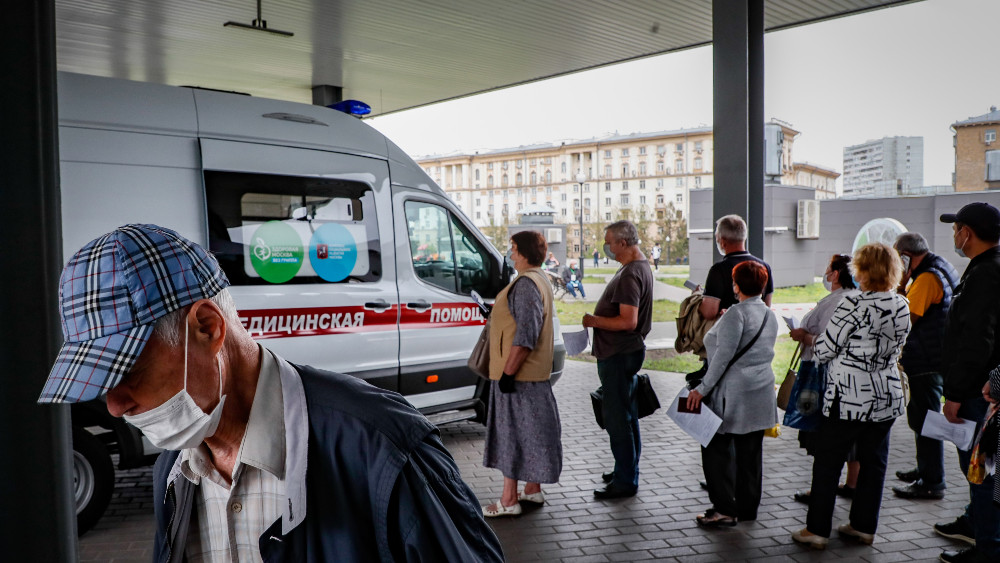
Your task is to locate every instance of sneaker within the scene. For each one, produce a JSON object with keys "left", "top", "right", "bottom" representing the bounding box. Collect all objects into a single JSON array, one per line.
[
  {"left": 791, "top": 528, "right": 828, "bottom": 549},
  {"left": 838, "top": 523, "right": 875, "bottom": 545},
  {"left": 896, "top": 468, "right": 920, "bottom": 482},
  {"left": 934, "top": 517, "right": 976, "bottom": 546},
  {"left": 939, "top": 548, "right": 991, "bottom": 563},
  {"left": 893, "top": 482, "right": 945, "bottom": 500}
]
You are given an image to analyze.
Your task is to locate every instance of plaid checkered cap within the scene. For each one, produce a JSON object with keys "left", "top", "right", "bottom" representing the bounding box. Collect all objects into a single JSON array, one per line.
[{"left": 38, "top": 224, "right": 229, "bottom": 404}]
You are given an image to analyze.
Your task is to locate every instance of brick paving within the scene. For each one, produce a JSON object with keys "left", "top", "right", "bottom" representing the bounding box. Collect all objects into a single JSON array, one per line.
[{"left": 81, "top": 360, "right": 971, "bottom": 561}]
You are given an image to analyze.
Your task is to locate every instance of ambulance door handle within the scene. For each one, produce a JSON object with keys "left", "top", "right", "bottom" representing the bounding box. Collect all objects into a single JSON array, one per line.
[
  {"left": 364, "top": 299, "right": 391, "bottom": 311},
  {"left": 407, "top": 300, "right": 432, "bottom": 311}
]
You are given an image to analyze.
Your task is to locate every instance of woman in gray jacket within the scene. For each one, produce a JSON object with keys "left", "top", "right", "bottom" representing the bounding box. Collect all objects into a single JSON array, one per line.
[{"left": 687, "top": 260, "right": 779, "bottom": 527}]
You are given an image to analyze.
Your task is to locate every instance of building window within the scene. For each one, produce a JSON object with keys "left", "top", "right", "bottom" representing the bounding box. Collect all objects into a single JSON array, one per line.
[
  {"left": 605, "top": 182, "right": 611, "bottom": 191},
  {"left": 604, "top": 150, "right": 611, "bottom": 158},
  {"left": 545, "top": 170, "right": 552, "bottom": 182},
  {"left": 695, "top": 176, "right": 702, "bottom": 188},
  {"left": 561, "top": 209, "right": 567, "bottom": 216},
  {"left": 530, "top": 171, "right": 537, "bottom": 184},
  {"left": 487, "top": 175, "right": 494, "bottom": 187},
  {"left": 475, "top": 169, "right": 480, "bottom": 180},
  {"left": 604, "top": 164, "right": 612, "bottom": 177},
  {"left": 675, "top": 143, "right": 684, "bottom": 152},
  {"left": 987, "top": 150, "right": 1000, "bottom": 181},
  {"left": 605, "top": 212, "right": 612, "bottom": 220},
  {"left": 656, "top": 194, "right": 664, "bottom": 204},
  {"left": 657, "top": 161, "right": 665, "bottom": 173},
  {"left": 621, "top": 194, "right": 630, "bottom": 205},
  {"left": 622, "top": 164, "right": 629, "bottom": 176},
  {"left": 529, "top": 158, "right": 536, "bottom": 165},
  {"left": 695, "top": 141, "right": 703, "bottom": 151},
  {"left": 622, "top": 181, "right": 629, "bottom": 191},
  {"left": 657, "top": 179, "right": 664, "bottom": 188},
  {"left": 574, "top": 199, "right": 580, "bottom": 208},
  {"left": 546, "top": 187, "right": 553, "bottom": 195},
  {"left": 487, "top": 162, "right": 493, "bottom": 170},
  {"left": 639, "top": 180, "right": 646, "bottom": 190},
  {"left": 502, "top": 161, "right": 508, "bottom": 170},
  {"left": 987, "top": 130, "right": 997, "bottom": 143},
  {"left": 561, "top": 162, "right": 567, "bottom": 173},
  {"left": 676, "top": 193, "right": 683, "bottom": 203},
  {"left": 694, "top": 157, "right": 703, "bottom": 170},
  {"left": 639, "top": 147, "right": 647, "bottom": 155},
  {"left": 475, "top": 198, "right": 481, "bottom": 206},
  {"left": 622, "top": 148, "right": 629, "bottom": 157},
  {"left": 502, "top": 174, "right": 508, "bottom": 187},
  {"left": 640, "top": 195, "right": 646, "bottom": 204},
  {"left": 584, "top": 183, "right": 590, "bottom": 192},
  {"left": 561, "top": 193, "right": 567, "bottom": 201},
  {"left": 676, "top": 177, "right": 684, "bottom": 187},
  {"left": 545, "top": 157, "right": 552, "bottom": 164},
  {"left": 605, "top": 197, "right": 611, "bottom": 206},
  {"left": 516, "top": 173, "right": 522, "bottom": 185},
  {"left": 476, "top": 212, "right": 481, "bottom": 219},
  {"left": 573, "top": 184, "right": 579, "bottom": 193},
  {"left": 584, "top": 198, "right": 591, "bottom": 207},
  {"left": 639, "top": 162, "right": 647, "bottom": 175},
  {"left": 657, "top": 145, "right": 666, "bottom": 155}
]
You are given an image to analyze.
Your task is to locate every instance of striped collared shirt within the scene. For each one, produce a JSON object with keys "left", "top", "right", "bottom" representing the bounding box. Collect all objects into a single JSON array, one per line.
[{"left": 178, "top": 346, "right": 286, "bottom": 562}]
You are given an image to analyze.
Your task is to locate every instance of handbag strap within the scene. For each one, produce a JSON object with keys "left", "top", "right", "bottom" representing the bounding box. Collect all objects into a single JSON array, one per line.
[{"left": 787, "top": 341, "right": 802, "bottom": 372}]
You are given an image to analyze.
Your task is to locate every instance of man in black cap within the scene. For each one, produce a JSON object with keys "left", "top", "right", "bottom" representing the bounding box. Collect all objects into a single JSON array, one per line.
[{"left": 935, "top": 202, "right": 1000, "bottom": 563}]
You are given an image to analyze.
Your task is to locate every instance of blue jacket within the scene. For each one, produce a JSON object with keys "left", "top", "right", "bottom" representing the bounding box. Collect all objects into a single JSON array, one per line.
[
  {"left": 151, "top": 359, "right": 504, "bottom": 562},
  {"left": 900, "top": 252, "right": 959, "bottom": 375}
]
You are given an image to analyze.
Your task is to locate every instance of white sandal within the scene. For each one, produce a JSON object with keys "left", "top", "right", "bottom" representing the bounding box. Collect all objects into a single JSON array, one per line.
[
  {"left": 518, "top": 491, "right": 545, "bottom": 505},
  {"left": 482, "top": 499, "right": 522, "bottom": 517}
]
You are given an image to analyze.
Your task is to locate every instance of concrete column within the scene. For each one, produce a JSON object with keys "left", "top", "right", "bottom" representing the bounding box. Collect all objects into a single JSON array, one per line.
[
  {"left": 0, "top": 0, "right": 77, "bottom": 559},
  {"left": 712, "top": 0, "right": 765, "bottom": 259}
]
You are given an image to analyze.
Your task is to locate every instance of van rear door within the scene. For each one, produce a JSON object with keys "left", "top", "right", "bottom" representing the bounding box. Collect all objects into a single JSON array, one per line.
[
  {"left": 391, "top": 187, "right": 499, "bottom": 409},
  {"left": 201, "top": 139, "right": 401, "bottom": 390}
]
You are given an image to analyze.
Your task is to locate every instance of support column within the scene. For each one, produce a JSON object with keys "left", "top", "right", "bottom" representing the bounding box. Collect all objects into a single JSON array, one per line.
[
  {"left": 0, "top": 0, "right": 77, "bottom": 559},
  {"left": 712, "top": 0, "right": 765, "bottom": 259}
]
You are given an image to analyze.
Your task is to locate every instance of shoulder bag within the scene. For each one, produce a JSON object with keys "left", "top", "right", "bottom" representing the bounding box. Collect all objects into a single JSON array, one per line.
[
  {"left": 589, "top": 373, "right": 661, "bottom": 430},
  {"left": 467, "top": 318, "right": 491, "bottom": 380},
  {"left": 776, "top": 342, "right": 803, "bottom": 410}
]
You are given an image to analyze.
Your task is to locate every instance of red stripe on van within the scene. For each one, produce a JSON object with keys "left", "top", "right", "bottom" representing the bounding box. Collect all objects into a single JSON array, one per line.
[{"left": 238, "top": 302, "right": 485, "bottom": 339}]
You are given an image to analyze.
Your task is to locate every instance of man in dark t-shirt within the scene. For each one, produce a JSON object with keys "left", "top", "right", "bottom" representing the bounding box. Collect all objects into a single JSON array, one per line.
[
  {"left": 583, "top": 221, "right": 653, "bottom": 499},
  {"left": 687, "top": 215, "right": 773, "bottom": 385}
]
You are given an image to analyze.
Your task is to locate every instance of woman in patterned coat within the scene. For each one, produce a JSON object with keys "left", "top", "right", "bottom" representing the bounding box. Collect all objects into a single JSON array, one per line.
[{"left": 793, "top": 242, "right": 911, "bottom": 549}]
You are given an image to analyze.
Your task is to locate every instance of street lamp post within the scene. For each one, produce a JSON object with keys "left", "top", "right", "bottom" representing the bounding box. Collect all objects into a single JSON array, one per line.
[
  {"left": 665, "top": 235, "right": 671, "bottom": 266},
  {"left": 576, "top": 172, "right": 587, "bottom": 278}
]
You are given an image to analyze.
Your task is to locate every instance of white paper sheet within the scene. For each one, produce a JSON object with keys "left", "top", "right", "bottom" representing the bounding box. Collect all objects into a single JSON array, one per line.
[
  {"left": 562, "top": 329, "right": 590, "bottom": 356},
  {"left": 921, "top": 410, "right": 977, "bottom": 451},
  {"left": 783, "top": 315, "right": 800, "bottom": 330},
  {"left": 666, "top": 387, "right": 723, "bottom": 447}
]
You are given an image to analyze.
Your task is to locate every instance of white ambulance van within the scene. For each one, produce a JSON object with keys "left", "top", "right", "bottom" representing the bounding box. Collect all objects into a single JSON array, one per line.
[{"left": 59, "top": 71, "right": 566, "bottom": 533}]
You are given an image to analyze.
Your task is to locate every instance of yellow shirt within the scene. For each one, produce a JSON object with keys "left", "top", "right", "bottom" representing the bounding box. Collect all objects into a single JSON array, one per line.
[{"left": 906, "top": 271, "right": 944, "bottom": 317}]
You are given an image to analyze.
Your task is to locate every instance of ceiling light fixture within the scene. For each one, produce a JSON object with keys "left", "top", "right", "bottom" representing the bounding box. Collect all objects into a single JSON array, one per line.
[{"left": 224, "top": 0, "right": 294, "bottom": 37}]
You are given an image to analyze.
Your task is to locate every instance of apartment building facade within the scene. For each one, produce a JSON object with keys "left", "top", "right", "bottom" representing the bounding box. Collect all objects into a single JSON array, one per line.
[
  {"left": 790, "top": 161, "right": 840, "bottom": 199},
  {"left": 842, "top": 136, "right": 924, "bottom": 198},
  {"left": 952, "top": 106, "right": 1000, "bottom": 191},
  {"left": 417, "top": 123, "right": 806, "bottom": 254}
]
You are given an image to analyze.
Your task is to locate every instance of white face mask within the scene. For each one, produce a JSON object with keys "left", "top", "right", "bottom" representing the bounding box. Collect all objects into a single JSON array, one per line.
[
  {"left": 124, "top": 321, "right": 226, "bottom": 451},
  {"left": 955, "top": 229, "right": 968, "bottom": 258},
  {"left": 822, "top": 278, "right": 833, "bottom": 292}
]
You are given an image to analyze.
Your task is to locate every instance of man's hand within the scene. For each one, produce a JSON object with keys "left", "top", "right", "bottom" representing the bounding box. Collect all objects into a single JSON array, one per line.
[
  {"left": 789, "top": 328, "right": 808, "bottom": 343},
  {"left": 582, "top": 314, "right": 595, "bottom": 328},
  {"left": 686, "top": 389, "right": 703, "bottom": 411},
  {"left": 943, "top": 400, "right": 963, "bottom": 423}
]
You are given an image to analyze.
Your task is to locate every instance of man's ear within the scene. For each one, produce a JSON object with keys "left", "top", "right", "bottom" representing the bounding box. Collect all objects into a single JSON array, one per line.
[{"left": 188, "top": 299, "right": 227, "bottom": 355}]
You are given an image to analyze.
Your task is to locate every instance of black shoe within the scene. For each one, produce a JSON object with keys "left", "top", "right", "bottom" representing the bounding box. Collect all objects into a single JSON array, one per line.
[
  {"left": 594, "top": 484, "right": 637, "bottom": 499},
  {"left": 939, "top": 548, "right": 990, "bottom": 563},
  {"left": 893, "top": 482, "right": 945, "bottom": 500},
  {"left": 934, "top": 517, "right": 976, "bottom": 546},
  {"left": 602, "top": 471, "right": 614, "bottom": 483},
  {"left": 836, "top": 484, "right": 855, "bottom": 499},
  {"left": 793, "top": 490, "right": 811, "bottom": 504},
  {"left": 896, "top": 468, "right": 920, "bottom": 482}
]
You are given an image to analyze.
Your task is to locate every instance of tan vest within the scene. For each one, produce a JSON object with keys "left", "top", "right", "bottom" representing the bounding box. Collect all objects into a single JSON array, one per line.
[{"left": 488, "top": 268, "right": 554, "bottom": 382}]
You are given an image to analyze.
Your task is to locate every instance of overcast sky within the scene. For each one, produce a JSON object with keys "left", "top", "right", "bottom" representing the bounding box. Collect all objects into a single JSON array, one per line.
[{"left": 369, "top": 0, "right": 999, "bottom": 190}]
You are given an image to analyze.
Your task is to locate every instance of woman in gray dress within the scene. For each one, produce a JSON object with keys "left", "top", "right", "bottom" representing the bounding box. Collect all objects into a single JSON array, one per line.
[
  {"left": 482, "top": 230, "right": 563, "bottom": 517},
  {"left": 687, "top": 260, "right": 779, "bottom": 527}
]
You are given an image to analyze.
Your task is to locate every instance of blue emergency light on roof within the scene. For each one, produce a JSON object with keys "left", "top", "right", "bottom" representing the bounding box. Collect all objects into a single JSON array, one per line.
[{"left": 328, "top": 100, "right": 371, "bottom": 117}]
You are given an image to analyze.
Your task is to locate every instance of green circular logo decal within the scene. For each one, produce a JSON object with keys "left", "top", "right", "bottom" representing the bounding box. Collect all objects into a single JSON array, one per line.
[{"left": 249, "top": 221, "right": 304, "bottom": 283}]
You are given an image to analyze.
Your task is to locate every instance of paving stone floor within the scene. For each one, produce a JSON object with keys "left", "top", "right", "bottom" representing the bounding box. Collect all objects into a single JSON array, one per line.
[{"left": 80, "top": 360, "right": 971, "bottom": 562}]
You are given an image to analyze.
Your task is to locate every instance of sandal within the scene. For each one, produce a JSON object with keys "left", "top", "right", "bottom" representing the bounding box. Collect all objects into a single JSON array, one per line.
[
  {"left": 518, "top": 490, "right": 545, "bottom": 505},
  {"left": 696, "top": 508, "right": 737, "bottom": 527},
  {"left": 482, "top": 499, "right": 522, "bottom": 518}
]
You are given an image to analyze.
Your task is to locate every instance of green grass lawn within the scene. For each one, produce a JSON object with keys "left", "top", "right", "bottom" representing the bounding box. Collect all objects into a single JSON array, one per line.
[
  {"left": 555, "top": 298, "right": 681, "bottom": 326},
  {"left": 581, "top": 276, "right": 605, "bottom": 284},
  {"left": 661, "top": 277, "right": 826, "bottom": 304}
]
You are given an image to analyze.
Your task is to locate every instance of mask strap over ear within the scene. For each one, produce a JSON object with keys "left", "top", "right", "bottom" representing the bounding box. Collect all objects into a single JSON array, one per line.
[{"left": 182, "top": 318, "right": 189, "bottom": 390}]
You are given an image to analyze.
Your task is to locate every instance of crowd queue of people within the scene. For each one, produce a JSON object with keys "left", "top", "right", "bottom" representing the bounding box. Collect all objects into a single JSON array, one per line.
[{"left": 35, "top": 202, "right": 1000, "bottom": 561}]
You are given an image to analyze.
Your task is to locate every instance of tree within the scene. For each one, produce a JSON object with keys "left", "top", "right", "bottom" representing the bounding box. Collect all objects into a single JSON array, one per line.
[
  {"left": 658, "top": 203, "right": 688, "bottom": 264},
  {"left": 481, "top": 215, "right": 511, "bottom": 254}
]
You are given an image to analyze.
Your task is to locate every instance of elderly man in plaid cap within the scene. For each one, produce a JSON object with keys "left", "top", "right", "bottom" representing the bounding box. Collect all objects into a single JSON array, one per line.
[{"left": 39, "top": 224, "right": 503, "bottom": 562}]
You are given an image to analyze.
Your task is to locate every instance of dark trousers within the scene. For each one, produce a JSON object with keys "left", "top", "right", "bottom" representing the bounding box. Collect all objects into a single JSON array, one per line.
[
  {"left": 701, "top": 430, "right": 765, "bottom": 520},
  {"left": 807, "top": 416, "right": 894, "bottom": 537},
  {"left": 597, "top": 349, "right": 645, "bottom": 490},
  {"left": 956, "top": 397, "right": 1000, "bottom": 557},
  {"left": 904, "top": 372, "right": 946, "bottom": 489}
]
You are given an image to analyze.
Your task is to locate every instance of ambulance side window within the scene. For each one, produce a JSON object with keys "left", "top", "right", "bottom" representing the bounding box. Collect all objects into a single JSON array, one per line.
[
  {"left": 205, "top": 171, "right": 381, "bottom": 285},
  {"left": 404, "top": 201, "right": 491, "bottom": 296}
]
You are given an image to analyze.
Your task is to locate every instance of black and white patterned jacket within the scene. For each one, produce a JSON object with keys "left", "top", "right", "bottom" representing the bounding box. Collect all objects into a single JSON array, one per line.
[{"left": 814, "top": 291, "right": 911, "bottom": 423}]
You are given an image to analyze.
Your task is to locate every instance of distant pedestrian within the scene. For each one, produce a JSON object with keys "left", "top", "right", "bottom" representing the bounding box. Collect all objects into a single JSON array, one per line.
[
  {"left": 651, "top": 244, "right": 662, "bottom": 271},
  {"left": 583, "top": 221, "right": 653, "bottom": 499},
  {"left": 562, "top": 260, "right": 586, "bottom": 299},
  {"left": 593, "top": 248, "right": 600, "bottom": 268},
  {"left": 891, "top": 232, "right": 959, "bottom": 501}
]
